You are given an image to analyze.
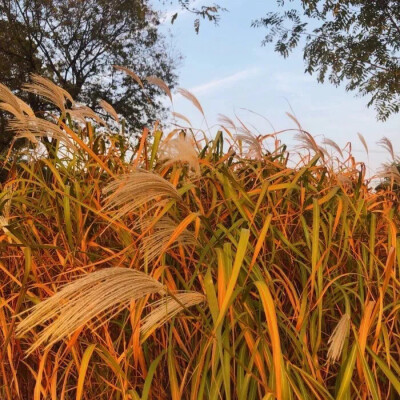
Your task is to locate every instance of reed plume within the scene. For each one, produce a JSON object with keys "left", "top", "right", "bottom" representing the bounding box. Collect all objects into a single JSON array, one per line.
[
  {"left": 0, "top": 83, "right": 34, "bottom": 119},
  {"left": 141, "top": 292, "right": 205, "bottom": 339},
  {"left": 159, "top": 134, "right": 200, "bottom": 175},
  {"left": 295, "top": 131, "right": 325, "bottom": 157},
  {"left": 146, "top": 76, "right": 172, "bottom": 102},
  {"left": 140, "top": 216, "right": 196, "bottom": 262},
  {"left": 235, "top": 132, "right": 263, "bottom": 160},
  {"left": 99, "top": 99, "right": 120, "bottom": 123},
  {"left": 172, "top": 111, "right": 192, "bottom": 126},
  {"left": 103, "top": 170, "right": 181, "bottom": 219},
  {"left": 113, "top": 65, "right": 144, "bottom": 88},
  {"left": 177, "top": 88, "right": 204, "bottom": 116},
  {"left": 68, "top": 104, "right": 107, "bottom": 126},
  {"left": 8, "top": 117, "right": 77, "bottom": 150},
  {"left": 16, "top": 268, "right": 166, "bottom": 353},
  {"left": 377, "top": 164, "right": 400, "bottom": 186},
  {"left": 357, "top": 132, "right": 369, "bottom": 155},
  {"left": 327, "top": 313, "right": 350, "bottom": 363},
  {"left": 23, "top": 74, "right": 73, "bottom": 114},
  {"left": 218, "top": 113, "right": 237, "bottom": 131},
  {"left": 378, "top": 137, "right": 395, "bottom": 160},
  {"left": 323, "top": 138, "right": 344, "bottom": 158}
]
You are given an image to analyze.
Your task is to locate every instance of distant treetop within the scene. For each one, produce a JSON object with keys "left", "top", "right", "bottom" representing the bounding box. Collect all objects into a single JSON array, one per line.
[{"left": 253, "top": 0, "right": 400, "bottom": 121}]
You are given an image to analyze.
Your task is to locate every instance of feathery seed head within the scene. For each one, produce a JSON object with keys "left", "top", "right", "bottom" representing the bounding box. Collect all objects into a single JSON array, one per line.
[
  {"left": 16, "top": 267, "right": 166, "bottom": 354},
  {"left": 140, "top": 216, "right": 196, "bottom": 262},
  {"left": 8, "top": 117, "right": 76, "bottom": 150},
  {"left": 323, "top": 138, "right": 344, "bottom": 158},
  {"left": 23, "top": 74, "right": 73, "bottom": 114},
  {"left": 0, "top": 83, "right": 34, "bottom": 119},
  {"left": 113, "top": 65, "right": 144, "bottom": 88},
  {"left": 327, "top": 313, "right": 350, "bottom": 363},
  {"left": 377, "top": 163, "right": 400, "bottom": 186},
  {"left": 378, "top": 137, "right": 395, "bottom": 160},
  {"left": 235, "top": 132, "right": 263, "bottom": 160},
  {"left": 177, "top": 88, "right": 204, "bottom": 116},
  {"left": 295, "top": 131, "right": 325, "bottom": 157},
  {"left": 99, "top": 99, "right": 120, "bottom": 123},
  {"left": 103, "top": 170, "right": 181, "bottom": 219},
  {"left": 146, "top": 75, "right": 172, "bottom": 102},
  {"left": 141, "top": 291, "right": 205, "bottom": 340},
  {"left": 159, "top": 134, "right": 200, "bottom": 175},
  {"left": 172, "top": 111, "right": 192, "bottom": 126},
  {"left": 68, "top": 104, "right": 107, "bottom": 126}
]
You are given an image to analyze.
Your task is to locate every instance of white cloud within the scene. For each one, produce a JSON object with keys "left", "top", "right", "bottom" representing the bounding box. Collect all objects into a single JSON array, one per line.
[
  {"left": 272, "top": 71, "right": 314, "bottom": 95},
  {"left": 189, "top": 67, "right": 261, "bottom": 95}
]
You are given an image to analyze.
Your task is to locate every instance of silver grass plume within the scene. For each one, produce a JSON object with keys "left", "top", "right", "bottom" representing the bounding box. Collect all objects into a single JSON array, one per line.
[
  {"left": 8, "top": 117, "right": 77, "bottom": 150},
  {"left": 16, "top": 268, "right": 166, "bottom": 353},
  {"left": 141, "top": 292, "right": 205, "bottom": 340},
  {"left": 172, "top": 112, "right": 192, "bottom": 127},
  {"left": 377, "top": 137, "right": 394, "bottom": 160},
  {"left": 159, "top": 134, "right": 200, "bottom": 175},
  {"left": 322, "top": 138, "right": 344, "bottom": 158},
  {"left": 113, "top": 65, "right": 144, "bottom": 88},
  {"left": 146, "top": 76, "right": 172, "bottom": 102},
  {"left": 177, "top": 88, "right": 204, "bottom": 116},
  {"left": 140, "top": 216, "right": 196, "bottom": 263},
  {"left": 218, "top": 114, "right": 237, "bottom": 131},
  {"left": 295, "top": 131, "right": 325, "bottom": 157},
  {"left": 377, "top": 163, "right": 400, "bottom": 186},
  {"left": 235, "top": 132, "right": 263, "bottom": 160},
  {"left": 0, "top": 83, "right": 34, "bottom": 119},
  {"left": 327, "top": 313, "right": 350, "bottom": 363},
  {"left": 99, "top": 100, "right": 119, "bottom": 123},
  {"left": 102, "top": 170, "right": 181, "bottom": 219},
  {"left": 23, "top": 74, "right": 73, "bottom": 114},
  {"left": 68, "top": 104, "right": 107, "bottom": 126}
]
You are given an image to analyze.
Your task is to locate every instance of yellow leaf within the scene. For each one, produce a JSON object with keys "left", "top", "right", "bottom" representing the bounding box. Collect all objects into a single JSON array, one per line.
[{"left": 76, "top": 344, "right": 96, "bottom": 400}]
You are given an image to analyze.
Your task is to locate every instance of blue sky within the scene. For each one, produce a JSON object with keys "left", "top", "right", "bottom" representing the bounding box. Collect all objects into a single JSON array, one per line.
[{"left": 154, "top": 0, "right": 399, "bottom": 175}]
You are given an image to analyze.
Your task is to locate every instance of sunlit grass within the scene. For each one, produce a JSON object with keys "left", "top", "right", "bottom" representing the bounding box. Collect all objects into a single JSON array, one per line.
[{"left": 0, "top": 75, "right": 399, "bottom": 399}]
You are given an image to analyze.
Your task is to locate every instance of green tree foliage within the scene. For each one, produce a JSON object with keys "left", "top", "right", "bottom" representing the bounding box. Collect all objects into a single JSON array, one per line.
[
  {"left": 0, "top": 0, "right": 178, "bottom": 151},
  {"left": 172, "top": 1, "right": 224, "bottom": 33},
  {"left": 252, "top": 0, "right": 400, "bottom": 121}
]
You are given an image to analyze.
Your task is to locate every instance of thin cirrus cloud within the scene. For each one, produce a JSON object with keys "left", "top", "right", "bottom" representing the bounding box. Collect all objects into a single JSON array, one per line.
[{"left": 189, "top": 67, "right": 261, "bottom": 95}]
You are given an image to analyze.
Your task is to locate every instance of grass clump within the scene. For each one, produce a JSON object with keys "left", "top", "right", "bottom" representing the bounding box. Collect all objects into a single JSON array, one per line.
[{"left": 0, "top": 76, "right": 400, "bottom": 399}]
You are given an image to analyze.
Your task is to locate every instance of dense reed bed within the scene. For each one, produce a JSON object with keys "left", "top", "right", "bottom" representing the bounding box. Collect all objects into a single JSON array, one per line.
[{"left": 0, "top": 76, "right": 399, "bottom": 399}]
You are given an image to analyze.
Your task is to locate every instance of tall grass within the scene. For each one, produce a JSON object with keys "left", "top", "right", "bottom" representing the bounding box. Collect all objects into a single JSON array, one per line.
[{"left": 0, "top": 76, "right": 399, "bottom": 399}]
